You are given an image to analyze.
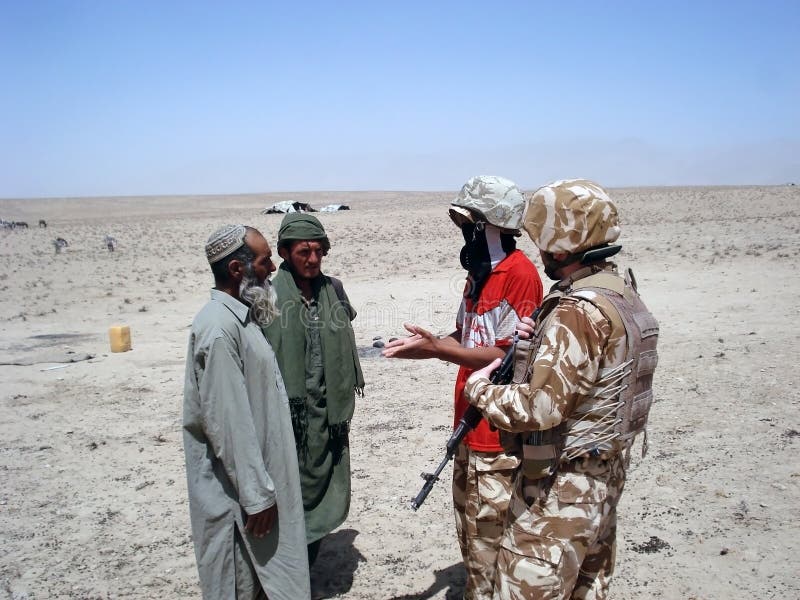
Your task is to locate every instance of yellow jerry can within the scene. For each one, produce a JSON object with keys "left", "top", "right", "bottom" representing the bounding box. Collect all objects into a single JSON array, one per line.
[{"left": 108, "top": 325, "right": 132, "bottom": 352}]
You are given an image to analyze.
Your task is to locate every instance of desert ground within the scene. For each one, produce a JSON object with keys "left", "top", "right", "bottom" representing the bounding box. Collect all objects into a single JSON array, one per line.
[{"left": 1, "top": 185, "right": 798, "bottom": 599}]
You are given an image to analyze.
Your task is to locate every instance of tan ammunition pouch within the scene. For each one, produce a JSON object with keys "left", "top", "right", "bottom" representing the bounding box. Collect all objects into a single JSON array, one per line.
[
  {"left": 512, "top": 338, "right": 533, "bottom": 384},
  {"left": 520, "top": 429, "right": 562, "bottom": 479}
]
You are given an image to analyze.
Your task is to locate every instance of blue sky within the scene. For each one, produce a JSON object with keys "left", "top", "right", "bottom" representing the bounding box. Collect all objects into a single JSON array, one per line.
[{"left": 1, "top": 1, "right": 798, "bottom": 197}]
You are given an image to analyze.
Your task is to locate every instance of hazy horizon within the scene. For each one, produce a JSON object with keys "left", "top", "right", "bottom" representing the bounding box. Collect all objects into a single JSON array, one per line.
[{"left": 3, "top": 181, "right": 796, "bottom": 204}]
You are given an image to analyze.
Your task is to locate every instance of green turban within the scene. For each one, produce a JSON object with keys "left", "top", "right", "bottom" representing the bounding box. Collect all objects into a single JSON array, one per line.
[{"left": 277, "top": 213, "right": 330, "bottom": 251}]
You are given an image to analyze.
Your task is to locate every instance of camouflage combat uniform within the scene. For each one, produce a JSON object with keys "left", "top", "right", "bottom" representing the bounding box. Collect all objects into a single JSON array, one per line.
[
  {"left": 465, "top": 179, "right": 658, "bottom": 600},
  {"left": 466, "top": 265, "right": 644, "bottom": 599},
  {"left": 452, "top": 445, "right": 520, "bottom": 600}
]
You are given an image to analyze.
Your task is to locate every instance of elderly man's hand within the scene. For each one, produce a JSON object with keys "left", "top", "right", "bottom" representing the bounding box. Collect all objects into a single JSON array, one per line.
[
  {"left": 381, "top": 323, "right": 441, "bottom": 360},
  {"left": 245, "top": 504, "right": 277, "bottom": 538}
]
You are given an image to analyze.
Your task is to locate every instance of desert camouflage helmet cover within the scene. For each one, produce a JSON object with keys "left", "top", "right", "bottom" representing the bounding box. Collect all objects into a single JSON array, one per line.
[
  {"left": 524, "top": 179, "right": 620, "bottom": 254},
  {"left": 449, "top": 175, "right": 526, "bottom": 231}
]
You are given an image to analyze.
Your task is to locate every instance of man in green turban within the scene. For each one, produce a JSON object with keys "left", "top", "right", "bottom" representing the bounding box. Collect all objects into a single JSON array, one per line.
[{"left": 262, "top": 213, "right": 364, "bottom": 566}]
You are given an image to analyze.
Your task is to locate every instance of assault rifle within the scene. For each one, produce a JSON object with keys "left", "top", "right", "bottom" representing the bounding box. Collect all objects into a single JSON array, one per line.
[{"left": 409, "top": 336, "right": 517, "bottom": 511}]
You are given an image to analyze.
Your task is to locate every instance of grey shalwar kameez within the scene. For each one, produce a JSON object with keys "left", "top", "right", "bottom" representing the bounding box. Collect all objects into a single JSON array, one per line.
[{"left": 183, "top": 290, "right": 310, "bottom": 600}]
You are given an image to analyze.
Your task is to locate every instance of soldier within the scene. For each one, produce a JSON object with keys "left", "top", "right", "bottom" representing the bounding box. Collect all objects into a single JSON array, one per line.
[
  {"left": 383, "top": 176, "right": 543, "bottom": 600},
  {"left": 465, "top": 179, "right": 659, "bottom": 599}
]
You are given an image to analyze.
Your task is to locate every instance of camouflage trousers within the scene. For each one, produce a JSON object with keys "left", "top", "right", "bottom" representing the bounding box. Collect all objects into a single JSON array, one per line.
[
  {"left": 492, "top": 454, "right": 627, "bottom": 600},
  {"left": 452, "top": 445, "right": 520, "bottom": 600}
]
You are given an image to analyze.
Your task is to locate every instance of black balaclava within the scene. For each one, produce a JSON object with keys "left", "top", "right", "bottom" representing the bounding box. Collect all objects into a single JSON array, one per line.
[{"left": 460, "top": 222, "right": 491, "bottom": 302}]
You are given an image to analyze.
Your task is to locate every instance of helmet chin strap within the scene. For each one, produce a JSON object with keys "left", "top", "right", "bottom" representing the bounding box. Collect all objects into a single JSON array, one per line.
[
  {"left": 544, "top": 244, "right": 623, "bottom": 280},
  {"left": 581, "top": 244, "right": 622, "bottom": 264}
]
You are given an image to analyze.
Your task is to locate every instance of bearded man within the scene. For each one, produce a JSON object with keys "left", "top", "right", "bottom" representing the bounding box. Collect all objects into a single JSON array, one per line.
[
  {"left": 183, "top": 224, "right": 309, "bottom": 600},
  {"left": 262, "top": 213, "right": 364, "bottom": 566}
]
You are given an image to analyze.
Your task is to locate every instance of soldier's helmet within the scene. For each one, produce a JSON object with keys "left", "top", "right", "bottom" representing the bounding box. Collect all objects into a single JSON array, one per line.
[
  {"left": 449, "top": 175, "right": 526, "bottom": 233},
  {"left": 524, "top": 179, "right": 620, "bottom": 254}
]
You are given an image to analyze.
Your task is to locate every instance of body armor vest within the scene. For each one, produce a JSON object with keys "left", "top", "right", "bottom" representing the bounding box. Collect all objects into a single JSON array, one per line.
[{"left": 515, "top": 265, "right": 659, "bottom": 479}]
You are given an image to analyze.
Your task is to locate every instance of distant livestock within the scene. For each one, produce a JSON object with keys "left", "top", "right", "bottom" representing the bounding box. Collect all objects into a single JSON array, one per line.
[
  {"left": 319, "top": 204, "right": 350, "bottom": 212},
  {"left": 104, "top": 234, "right": 117, "bottom": 252},
  {"left": 53, "top": 237, "right": 69, "bottom": 254},
  {"left": 1, "top": 220, "right": 29, "bottom": 229},
  {"left": 39, "top": 219, "right": 47, "bottom": 228}
]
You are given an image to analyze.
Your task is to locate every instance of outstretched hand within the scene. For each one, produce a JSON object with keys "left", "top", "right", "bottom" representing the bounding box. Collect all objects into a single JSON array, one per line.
[{"left": 381, "top": 323, "right": 441, "bottom": 360}]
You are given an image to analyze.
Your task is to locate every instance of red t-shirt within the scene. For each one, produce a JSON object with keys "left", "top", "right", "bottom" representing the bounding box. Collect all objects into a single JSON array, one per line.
[{"left": 454, "top": 249, "right": 543, "bottom": 452}]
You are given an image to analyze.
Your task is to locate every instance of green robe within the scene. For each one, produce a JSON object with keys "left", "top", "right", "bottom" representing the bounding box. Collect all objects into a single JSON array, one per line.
[{"left": 263, "top": 265, "right": 364, "bottom": 543}]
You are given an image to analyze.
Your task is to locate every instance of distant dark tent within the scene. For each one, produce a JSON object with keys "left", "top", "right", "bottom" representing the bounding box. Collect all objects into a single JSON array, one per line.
[
  {"left": 319, "top": 204, "right": 350, "bottom": 212},
  {"left": 261, "top": 201, "right": 316, "bottom": 214}
]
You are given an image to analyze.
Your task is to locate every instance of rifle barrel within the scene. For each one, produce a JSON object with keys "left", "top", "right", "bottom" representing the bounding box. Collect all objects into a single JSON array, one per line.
[
  {"left": 409, "top": 454, "right": 450, "bottom": 510},
  {"left": 409, "top": 338, "right": 518, "bottom": 511}
]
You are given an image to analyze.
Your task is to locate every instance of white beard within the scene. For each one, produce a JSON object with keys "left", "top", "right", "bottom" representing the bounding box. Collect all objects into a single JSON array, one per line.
[{"left": 239, "top": 273, "right": 279, "bottom": 327}]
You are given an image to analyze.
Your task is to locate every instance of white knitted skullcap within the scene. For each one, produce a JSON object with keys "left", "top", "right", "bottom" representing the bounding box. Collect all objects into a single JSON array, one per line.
[{"left": 205, "top": 224, "right": 247, "bottom": 264}]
